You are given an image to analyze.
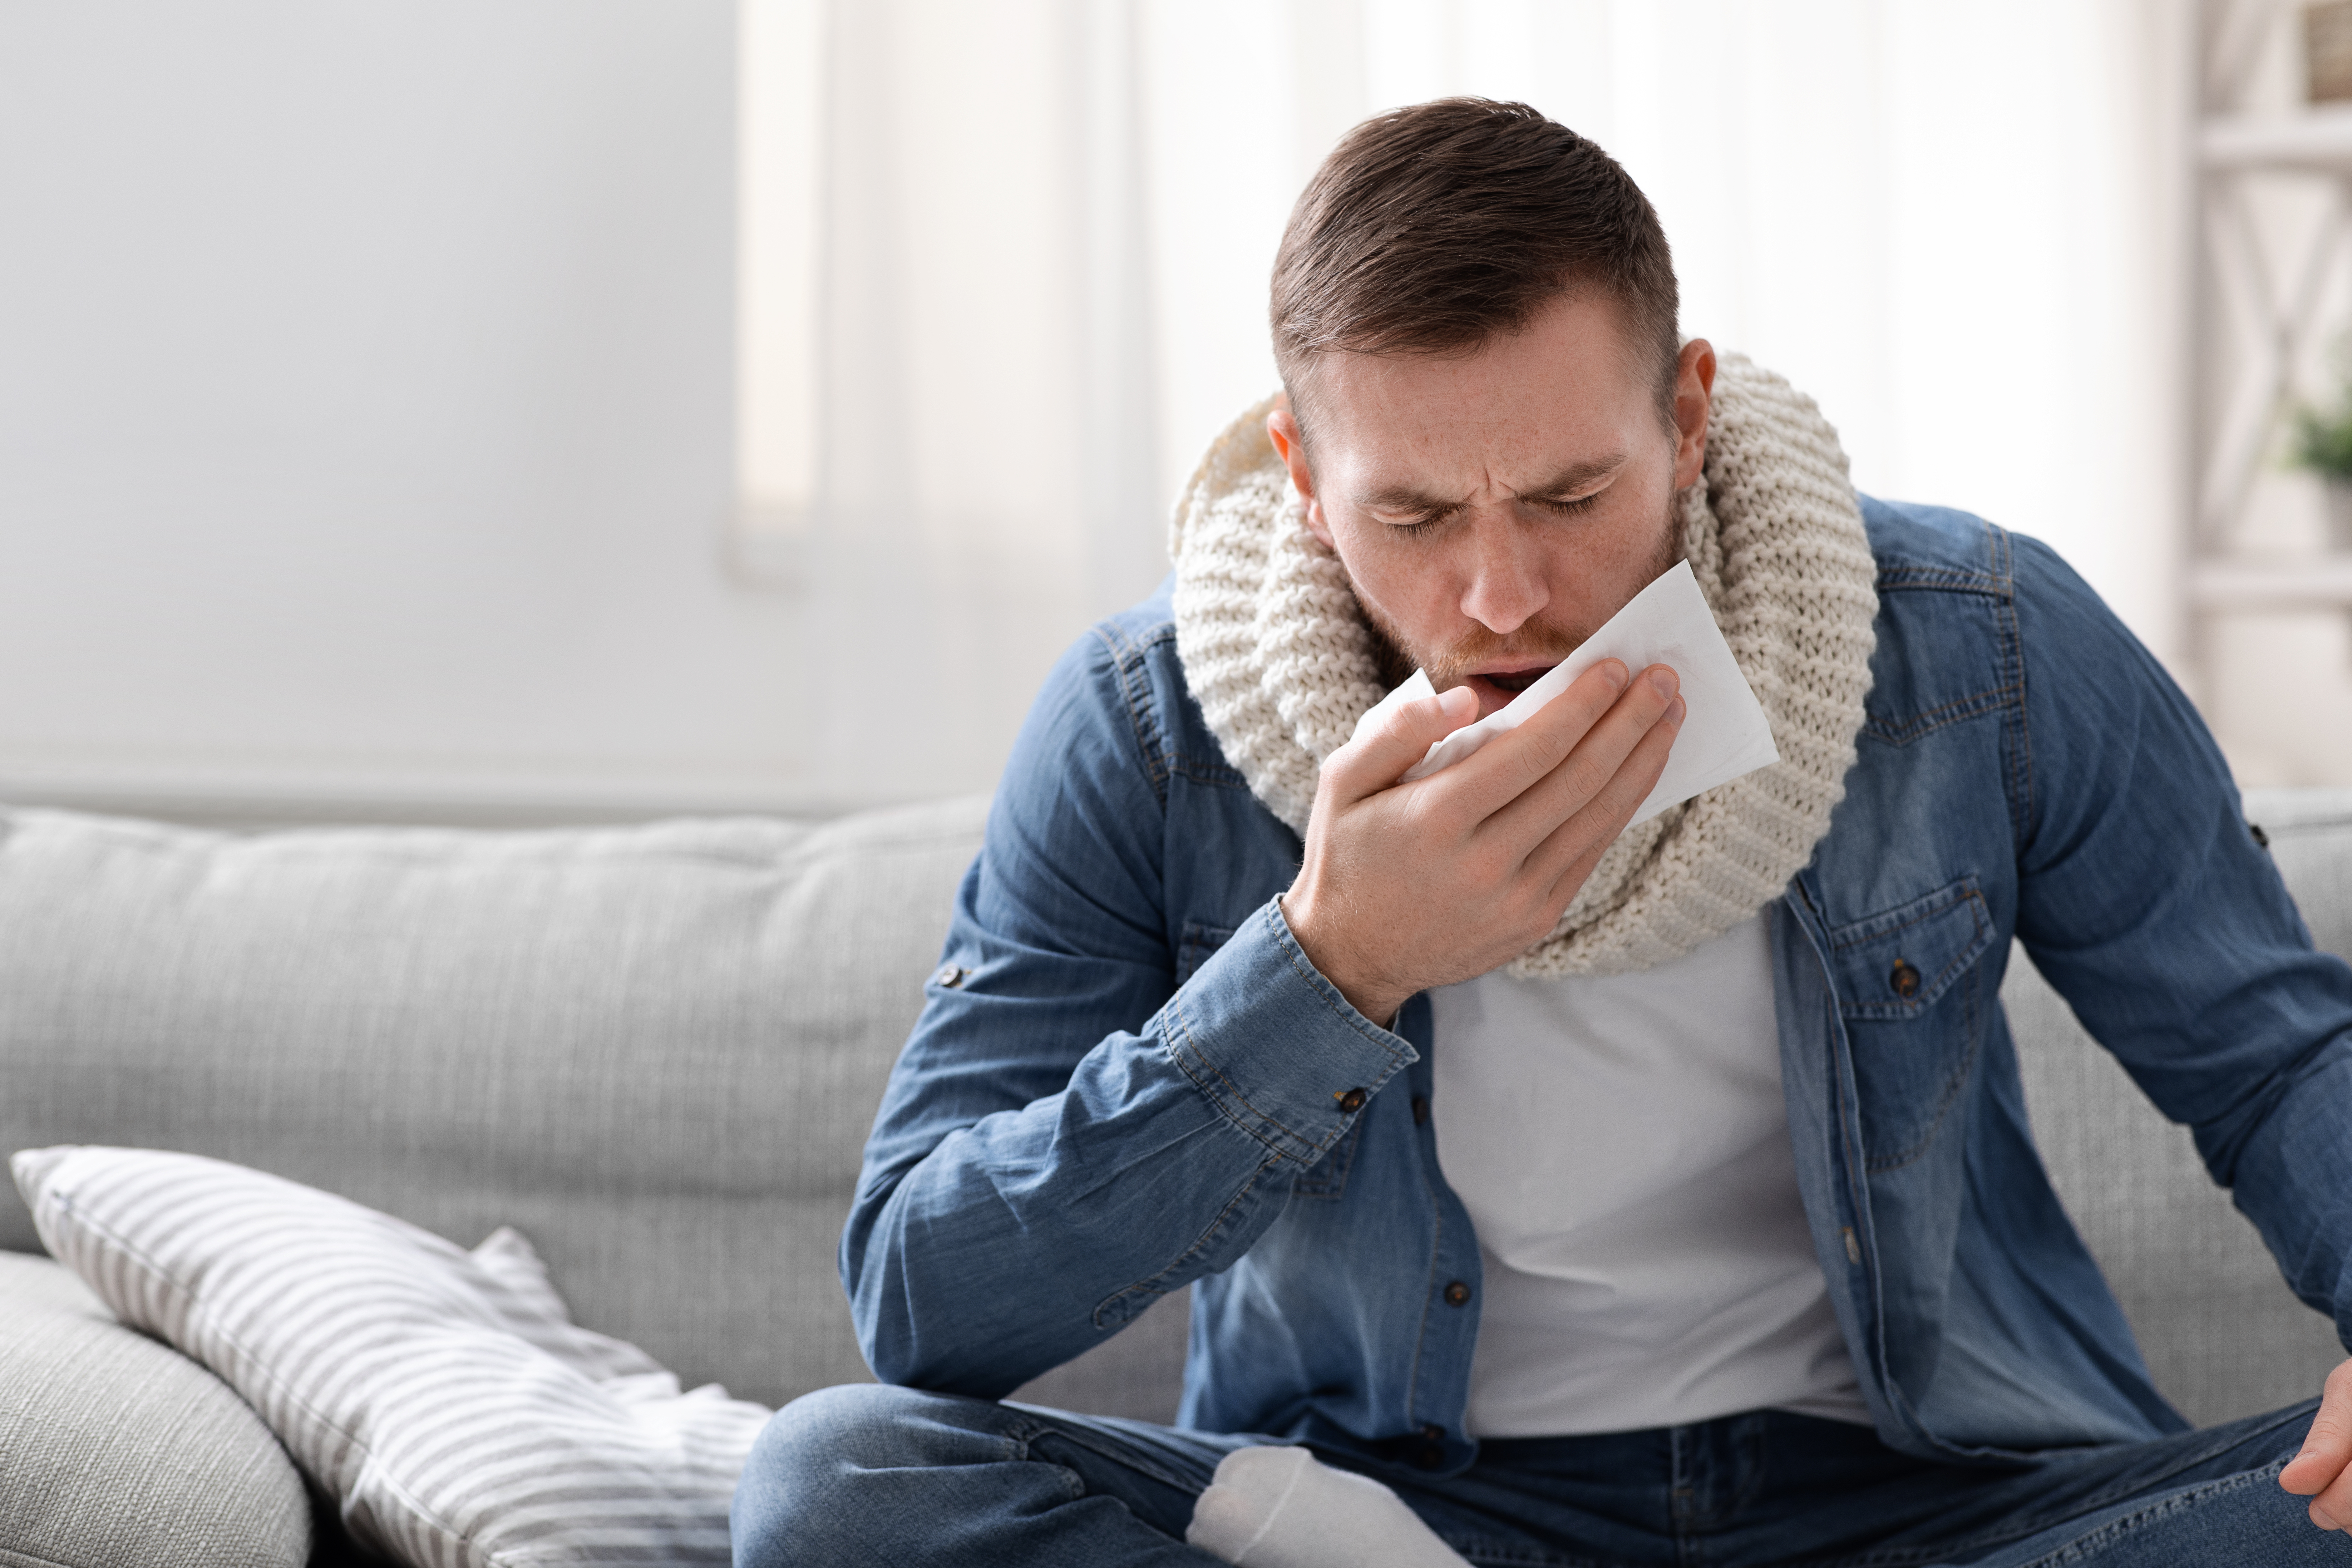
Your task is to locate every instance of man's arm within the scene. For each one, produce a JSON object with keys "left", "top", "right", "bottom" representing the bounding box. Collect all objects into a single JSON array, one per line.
[
  {"left": 839, "top": 627, "right": 1417, "bottom": 1398},
  {"left": 842, "top": 621, "right": 1681, "bottom": 1397},
  {"left": 2002, "top": 535, "right": 2352, "bottom": 1523}
]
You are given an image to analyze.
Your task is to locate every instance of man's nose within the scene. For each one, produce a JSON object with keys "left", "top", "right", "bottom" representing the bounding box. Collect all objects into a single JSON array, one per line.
[{"left": 1456, "top": 523, "right": 1548, "bottom": 636}]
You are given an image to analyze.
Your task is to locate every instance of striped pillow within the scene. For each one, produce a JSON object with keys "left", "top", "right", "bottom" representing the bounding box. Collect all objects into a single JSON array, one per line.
[{"left": 12, "top": 1145, "right": 772, "bottom": 1568}]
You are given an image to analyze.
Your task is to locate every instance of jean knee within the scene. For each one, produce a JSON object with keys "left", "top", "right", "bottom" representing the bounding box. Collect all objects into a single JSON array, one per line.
[{"left": 731, "top": 1383, "right": 987, "bottom": 1567}]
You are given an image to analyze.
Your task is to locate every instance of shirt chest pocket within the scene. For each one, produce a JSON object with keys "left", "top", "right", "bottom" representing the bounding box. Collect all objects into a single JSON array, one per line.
[{"left": 1824, "top": 877, "right": 1995, "bottom": 1170}]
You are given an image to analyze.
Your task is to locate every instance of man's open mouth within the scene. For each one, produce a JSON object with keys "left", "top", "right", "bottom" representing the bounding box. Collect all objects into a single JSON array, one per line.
[{"left": 1481, "top": 666, "right": 1556, "bottom": 694}]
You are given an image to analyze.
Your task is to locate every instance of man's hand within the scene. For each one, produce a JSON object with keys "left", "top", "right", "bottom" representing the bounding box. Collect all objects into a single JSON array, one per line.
[
  {"left": 2282, "top": 1359, "right": 2352, "bottom": 1528},
  {"left": 1280, "top": 659, "right": 1685, "bottom": 1025}
]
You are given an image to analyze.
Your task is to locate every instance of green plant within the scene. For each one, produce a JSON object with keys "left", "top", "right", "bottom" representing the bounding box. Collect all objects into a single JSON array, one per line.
[{"left": 2291, "top": 394, "right": 2352, "bottom": 481}]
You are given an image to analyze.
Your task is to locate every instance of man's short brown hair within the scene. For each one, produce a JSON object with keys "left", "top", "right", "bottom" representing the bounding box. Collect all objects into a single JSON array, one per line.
[{"left": 1271, "top": 99, "right": 1680, "bottom": 437}]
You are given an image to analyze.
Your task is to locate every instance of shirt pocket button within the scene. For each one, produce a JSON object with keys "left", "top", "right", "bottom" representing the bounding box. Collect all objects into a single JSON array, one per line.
[
  {"left": 1888, "top": 959, "right": 1921, "bottom": 999},
  {"left": 1334, "top": 1088, "right": 1367, "bottom": 1114}
]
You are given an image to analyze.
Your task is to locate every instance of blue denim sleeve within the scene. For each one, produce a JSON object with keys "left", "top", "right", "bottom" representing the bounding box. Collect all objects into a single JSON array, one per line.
[
  {"left": 839, "top": 622, "right": 1415, "bottom": 1397},
  {"left": 2009, "top": 535, "right": 2352, "bottom": 1345}
]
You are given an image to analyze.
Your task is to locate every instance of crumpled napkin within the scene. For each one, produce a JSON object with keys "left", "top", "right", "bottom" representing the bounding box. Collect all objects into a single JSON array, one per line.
[{"left": 1347, "top": 560, "right": 1778, "bottom": 826}]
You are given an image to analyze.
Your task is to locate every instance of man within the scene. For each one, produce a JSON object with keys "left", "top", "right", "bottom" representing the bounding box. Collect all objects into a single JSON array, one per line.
[{"left": 732, "top": 100, "right": 2352, "bottom": 1566}]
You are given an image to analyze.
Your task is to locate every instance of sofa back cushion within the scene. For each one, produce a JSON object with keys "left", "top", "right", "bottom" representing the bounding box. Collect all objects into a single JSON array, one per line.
[{"left": 0, "top": 801, "right": 987, "bottom": 1411}]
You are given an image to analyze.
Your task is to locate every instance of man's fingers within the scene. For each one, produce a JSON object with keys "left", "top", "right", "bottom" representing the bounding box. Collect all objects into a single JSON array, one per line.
[
  {"left": 1430, "top": 661, "right": 1634, "bottom": 819},
  {"left": 1478, "top": 665, "right": 1680, "bottom": 853},
  {"left": 1320, "top": 685, "right": 1479, "bottom": 803},
  {"left": 1526, "top": 691, "right": 1684, "bottom": 903},
  {"left": 2281, "top": 1360, "right": 2352, "bottom": 1530}
]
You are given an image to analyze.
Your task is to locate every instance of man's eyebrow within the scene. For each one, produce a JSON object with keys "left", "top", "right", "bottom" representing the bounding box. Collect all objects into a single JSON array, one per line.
[
  {"left": 1515, "top": 453, "right": 1631, "bottom": 499},
  {"left": 1350, "top": 481, "right": 1468, "bottom": 517},
  {"left": 1348, "top": 453, "right": 1632, "bottom": 515}
]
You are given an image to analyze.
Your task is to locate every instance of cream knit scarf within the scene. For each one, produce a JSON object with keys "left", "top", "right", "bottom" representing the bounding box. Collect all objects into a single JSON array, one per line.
[{"left": 1168, "top": 354, "right": 1880, "bottom": 977}]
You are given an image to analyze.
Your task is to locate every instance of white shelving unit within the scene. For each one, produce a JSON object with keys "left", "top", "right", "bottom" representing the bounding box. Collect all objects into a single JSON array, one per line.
[{"left": 2189, "top": 0, "right": 2352, "bottom": 646}]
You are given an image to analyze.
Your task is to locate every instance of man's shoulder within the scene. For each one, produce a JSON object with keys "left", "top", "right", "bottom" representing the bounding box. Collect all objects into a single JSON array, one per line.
[
  {"left": 1858, "top": 494, "right": 2020, "bottom": 596},
  {"left": 1016, "top": 576, "right": 1248, "bottom": 805},
  {"left": 1857, "top": 493, "right": 2114, "bottom": 631},
  {"left": 1849, "top": 494, "right": 2161, "bottom": 789},
  {"left": 1084, "top": 578, "right": 1182, "bottom": 675},
  {"left": 1022, "top": 578, "right": 1176, "bottom": 724},
  {"left": 1043, "top": 579, "right": 1189, "bottom": 733}
]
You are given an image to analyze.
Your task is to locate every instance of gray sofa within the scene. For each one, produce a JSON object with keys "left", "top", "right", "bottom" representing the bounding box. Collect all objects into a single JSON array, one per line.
[{"left": 1, "top": 788, "right": 2348, "bottom": 1563}]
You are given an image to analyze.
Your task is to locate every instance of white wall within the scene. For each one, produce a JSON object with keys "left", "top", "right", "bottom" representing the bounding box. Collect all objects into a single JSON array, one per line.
[{"left": 0, "top": 2, "right": 830, "bottom": 817}]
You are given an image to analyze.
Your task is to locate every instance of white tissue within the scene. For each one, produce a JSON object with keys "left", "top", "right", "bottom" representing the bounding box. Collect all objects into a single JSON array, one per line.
[{"left": 1346, "top": 560, "right": 1778, "bottom": 826}]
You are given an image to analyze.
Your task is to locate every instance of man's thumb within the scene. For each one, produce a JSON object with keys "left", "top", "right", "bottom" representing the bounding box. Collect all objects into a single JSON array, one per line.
[{"left": 1325, "top": 685, "right": 1478, "bottom": 798}]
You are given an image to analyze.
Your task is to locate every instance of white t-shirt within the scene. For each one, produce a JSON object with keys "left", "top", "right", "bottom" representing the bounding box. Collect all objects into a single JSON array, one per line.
[{"left": 1429, "top": 912, "right": 1869, "bottom": 1437}]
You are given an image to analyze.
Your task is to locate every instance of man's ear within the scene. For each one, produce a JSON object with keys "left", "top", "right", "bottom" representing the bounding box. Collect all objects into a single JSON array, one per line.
[
  {"left": 1267, "top": 402, "right": 1335, "bottom": 549},
  {"left": 1672, "top": 338, "right": 1716, "bottom": 491}
]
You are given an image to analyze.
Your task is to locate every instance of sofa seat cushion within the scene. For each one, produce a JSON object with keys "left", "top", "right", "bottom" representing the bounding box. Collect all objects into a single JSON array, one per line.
[
  {"left": 0, "top": 1248, "right": 310, "bottom": 1568},
  {"left": 16, "top": 1145, "right": 772, "bottom": 1568}
]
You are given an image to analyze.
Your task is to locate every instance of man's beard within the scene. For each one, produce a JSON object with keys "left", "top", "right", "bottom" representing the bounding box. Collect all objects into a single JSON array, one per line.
[{"left": 1354, "top": 499, "right": 1683, "bottom": 694}]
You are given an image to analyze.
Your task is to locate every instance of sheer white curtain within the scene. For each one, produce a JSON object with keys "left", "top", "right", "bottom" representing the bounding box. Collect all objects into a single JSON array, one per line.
[{"left": 744, "top": 0, "right": 2191, "bottom": 761}]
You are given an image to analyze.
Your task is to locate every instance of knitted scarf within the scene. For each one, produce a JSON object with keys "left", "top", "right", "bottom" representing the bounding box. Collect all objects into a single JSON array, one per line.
[{"left": 1168, "top": 354, "right": 1880, "bottom": 977}]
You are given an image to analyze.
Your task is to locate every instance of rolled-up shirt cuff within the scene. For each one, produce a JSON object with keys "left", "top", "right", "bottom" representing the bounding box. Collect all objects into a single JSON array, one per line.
[{"left": 1155, "top": 896, "right": 1417, "bottom": 1166}]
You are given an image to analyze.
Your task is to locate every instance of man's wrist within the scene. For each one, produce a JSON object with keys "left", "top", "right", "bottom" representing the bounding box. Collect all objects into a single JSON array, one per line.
[{"left": 1278, "top": 889, "right": 1407, "bottom": 1027}]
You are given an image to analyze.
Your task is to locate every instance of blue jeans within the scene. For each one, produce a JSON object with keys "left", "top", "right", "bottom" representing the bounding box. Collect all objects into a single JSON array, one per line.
[{"left": 731, "top": 1386, "right": 2347, "bottom": 1567}]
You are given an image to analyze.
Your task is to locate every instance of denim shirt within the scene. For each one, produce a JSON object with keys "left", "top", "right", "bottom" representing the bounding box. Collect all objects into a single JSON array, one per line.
[{"left": 843, "top": 498, "right": 2352, "bottom": 1471}]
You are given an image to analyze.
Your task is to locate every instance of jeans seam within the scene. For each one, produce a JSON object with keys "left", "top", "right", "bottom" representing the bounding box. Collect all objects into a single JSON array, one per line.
[
  {"left": 2004, "top": 1463, "right": 2282, "bottom": 1568},
  {"left": 1451, "top": 1541, "right": 1603, "bottom": 1568},
  {"left": 1000, "top": 1416, "right": 1091, "bottom": 1504},
  {"left": 1796, "top": 1449, "right": 2297, "bottom": 1568},
  {"left": 2054, "top": 1405, "right": 2311, "bottom": 1519},
  {"left": 1012, "top": 1414, "right": 1219, "bottom": 1498}
]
